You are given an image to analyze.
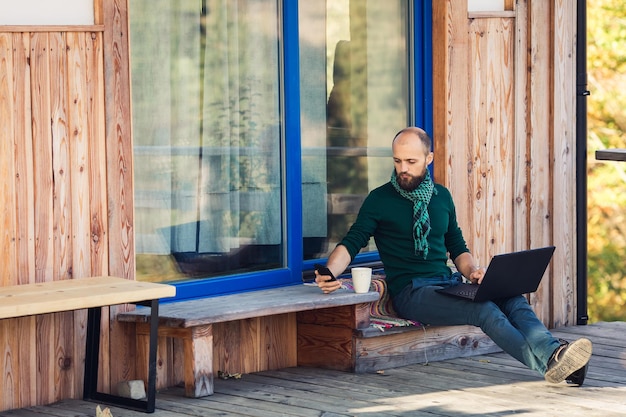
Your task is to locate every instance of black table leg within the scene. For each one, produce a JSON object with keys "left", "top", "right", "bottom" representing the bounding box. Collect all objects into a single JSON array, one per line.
[
  {"left": 83, "top": 300, "right": 159, "bottom": 413},
  {"left": 83, "top": 306, "right": 101, "bottom": 400}
]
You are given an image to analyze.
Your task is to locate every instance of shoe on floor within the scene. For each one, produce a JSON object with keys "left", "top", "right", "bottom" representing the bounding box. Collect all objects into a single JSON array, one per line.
[
  {"left": 566, "top": 363, "right": 588, "bottom": 386},
  {"left": 544, "top": 338, "right": 592, "bottom": 384}
]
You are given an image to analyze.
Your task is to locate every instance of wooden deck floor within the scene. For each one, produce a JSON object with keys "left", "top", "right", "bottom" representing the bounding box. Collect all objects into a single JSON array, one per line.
[{"left": 2, "top": 321, "right": 625, "bottom": 417}]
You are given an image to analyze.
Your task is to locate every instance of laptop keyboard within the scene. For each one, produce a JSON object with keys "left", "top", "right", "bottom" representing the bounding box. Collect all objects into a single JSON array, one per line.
[{"left": 457, "top": 286, "right": 479, "bottom": 298}]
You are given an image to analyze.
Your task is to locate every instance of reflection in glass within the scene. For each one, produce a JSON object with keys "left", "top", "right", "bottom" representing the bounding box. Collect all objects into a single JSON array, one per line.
[
  {"left": 131, "top": 0, "right": 282, "bottom": 282},
  {"left": 300, "top": 0, "right": 410, "bottom": 260}
]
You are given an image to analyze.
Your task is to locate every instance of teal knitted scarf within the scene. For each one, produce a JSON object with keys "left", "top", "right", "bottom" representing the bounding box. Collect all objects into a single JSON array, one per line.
[{"left": 390, "top": 169, "right": 437, "bottom": 259}]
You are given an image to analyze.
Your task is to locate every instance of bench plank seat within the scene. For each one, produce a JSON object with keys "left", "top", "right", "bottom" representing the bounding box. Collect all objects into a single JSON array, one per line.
[{"left": 118, "top": 284, "right": 379, "bottom": 327}]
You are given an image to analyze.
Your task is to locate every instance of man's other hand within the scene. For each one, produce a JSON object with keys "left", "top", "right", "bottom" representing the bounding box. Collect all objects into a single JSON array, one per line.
[{"left": 314, "top": 271, "right": 342, "bottom": 293}]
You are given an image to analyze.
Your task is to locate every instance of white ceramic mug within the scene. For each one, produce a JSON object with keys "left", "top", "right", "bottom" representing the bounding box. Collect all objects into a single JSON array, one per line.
[{"left": 351, "top": 267, "right": 372, "bottom": 293}]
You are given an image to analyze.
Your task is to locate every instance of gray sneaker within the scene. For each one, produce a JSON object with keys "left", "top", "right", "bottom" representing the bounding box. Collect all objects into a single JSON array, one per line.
[{"left": 544, "top": 338, "right": 592, "bottom": 384}]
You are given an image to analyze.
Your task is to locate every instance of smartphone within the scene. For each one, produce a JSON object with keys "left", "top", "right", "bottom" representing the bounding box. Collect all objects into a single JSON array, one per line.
[{"left": 314, "top": 264, "right": 337, "bottom": 282}]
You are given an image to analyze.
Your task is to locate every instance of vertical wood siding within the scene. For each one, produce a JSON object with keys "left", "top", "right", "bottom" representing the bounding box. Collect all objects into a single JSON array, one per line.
[
  {"left": 551, "top": 0, "right": 578, "bottom": 327},
  {"left": 101, "top": 0, "right": 136, "bottom": 392},
  {"left": 433, "top": 0, "right": 577, "bottom": 327},
  {"left": 0, "top": 0, "right": 579, "bottom": 410},
  {"left": 0, "top": 30, "right": 110, "bottom": 411}
]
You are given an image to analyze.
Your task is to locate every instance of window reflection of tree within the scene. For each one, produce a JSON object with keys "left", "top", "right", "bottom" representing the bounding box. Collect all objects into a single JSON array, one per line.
[{"left": 326, "top": 39, "right": 368, "bottom": 242}]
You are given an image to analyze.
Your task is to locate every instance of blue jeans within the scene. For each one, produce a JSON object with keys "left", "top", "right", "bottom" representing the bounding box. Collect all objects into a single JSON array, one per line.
[{"left": 392, "top": 274, "right": 561, "bottom": 375}]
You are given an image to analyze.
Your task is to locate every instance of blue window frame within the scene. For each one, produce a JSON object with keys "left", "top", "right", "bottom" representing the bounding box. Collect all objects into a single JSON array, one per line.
[{"left": 132, "top": 0, "right": 433, "bottom": 301}]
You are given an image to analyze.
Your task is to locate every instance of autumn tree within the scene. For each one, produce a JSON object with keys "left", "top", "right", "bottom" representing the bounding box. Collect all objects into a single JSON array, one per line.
[{"left": 587, "top": 0, "right": 626, "bottom": 322}]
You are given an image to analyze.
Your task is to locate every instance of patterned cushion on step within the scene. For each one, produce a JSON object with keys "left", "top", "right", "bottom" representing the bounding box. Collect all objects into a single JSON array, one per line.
[{"left": 341, "top": 274, "right": 421, "bottom": 331}]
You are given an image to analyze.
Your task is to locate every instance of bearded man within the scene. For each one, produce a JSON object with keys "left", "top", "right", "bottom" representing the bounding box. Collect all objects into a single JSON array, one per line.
[{"left": 315, "top": 127, "right": 591, "bottom": 386}]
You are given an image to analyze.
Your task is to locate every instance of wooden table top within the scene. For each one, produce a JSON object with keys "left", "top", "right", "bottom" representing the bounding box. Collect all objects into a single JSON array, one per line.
[
  {"left": 596, "top": 148, "right": 626, "bottom": 162},
  {"left": 0, "top": 276, "right": 176, "bottom": 319}
]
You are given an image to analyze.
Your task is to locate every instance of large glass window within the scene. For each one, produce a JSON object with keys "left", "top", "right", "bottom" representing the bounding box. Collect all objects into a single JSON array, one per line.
[
  {"left": 131, "top": 0, "right": 283, "bottom": 283},
  {"left": 299, "top": 0, "right": 410, "bottom": 260},
  {"left": 130, "top": 0, "right": 423, "bottom": 296}
]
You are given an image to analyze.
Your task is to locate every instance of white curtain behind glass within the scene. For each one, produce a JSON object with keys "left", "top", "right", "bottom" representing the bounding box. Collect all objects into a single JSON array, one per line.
[
  {"left": 197, "top": 0, "right": 281, "bottom": 253},
  {"left": 299, "top": 0, "right": 329, "bottom": 244},
  {"left": 132, "top": 0, "right": 281, "bottom": 256},
  {"left": 132, "top": 0, "right": 199, "bottom": 255}
]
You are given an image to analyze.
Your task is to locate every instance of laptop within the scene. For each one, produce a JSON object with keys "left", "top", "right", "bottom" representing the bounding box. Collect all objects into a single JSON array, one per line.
[{"left": 436, "top": 246, "right": 556, "bottom": 302}]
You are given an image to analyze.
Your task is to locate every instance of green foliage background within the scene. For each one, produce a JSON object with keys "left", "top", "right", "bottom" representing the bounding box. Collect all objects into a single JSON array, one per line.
[{"left": 587, "top": 0, "right": 626, "bottom": 322}]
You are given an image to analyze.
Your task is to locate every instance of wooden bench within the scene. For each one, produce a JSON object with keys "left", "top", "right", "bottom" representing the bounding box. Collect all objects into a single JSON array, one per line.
[
  {"left": 0, "top": 276, "right": 176, "bottom": 413},
  {"left": 118, "top": 278, "right": 501, "bottom": 398},
  {"left": 117, "top": 284, "right": 379, "bottom": 398}
]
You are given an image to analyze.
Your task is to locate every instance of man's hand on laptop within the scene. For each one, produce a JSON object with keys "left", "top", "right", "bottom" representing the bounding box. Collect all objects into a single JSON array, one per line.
[
  {"left": 469, "top": 266, "right": 486, "bottom": 285},
  {"left": 454, "top": 253, "right": 486, "bottom": 285}
]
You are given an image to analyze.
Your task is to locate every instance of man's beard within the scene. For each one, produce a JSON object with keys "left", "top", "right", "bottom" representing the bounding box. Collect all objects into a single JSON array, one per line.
[{"left": 396, "top": 171, "right": 426, "bottom": 191}]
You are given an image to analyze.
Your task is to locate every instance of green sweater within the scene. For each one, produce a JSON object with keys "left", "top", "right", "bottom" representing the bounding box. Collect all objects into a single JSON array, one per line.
[{"left": 339, "top": 182, "right": 469, "bottom": 297}]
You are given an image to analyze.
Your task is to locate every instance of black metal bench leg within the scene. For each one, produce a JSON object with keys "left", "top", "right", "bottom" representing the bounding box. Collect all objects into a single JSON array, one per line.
[
  {"left": 83, "top": 306, "right": 101, "bottom": 401},
  {"left": 83, "top": 301, "right": 160, "bottom": 413},
  {"left": 145, "top": 299, "right": 159, "bottom": 412}
]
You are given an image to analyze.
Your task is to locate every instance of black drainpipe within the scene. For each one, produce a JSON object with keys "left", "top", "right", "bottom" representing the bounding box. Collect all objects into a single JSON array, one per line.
[{"left": 576, "top": 0, "right": 589, "bottom": 325}]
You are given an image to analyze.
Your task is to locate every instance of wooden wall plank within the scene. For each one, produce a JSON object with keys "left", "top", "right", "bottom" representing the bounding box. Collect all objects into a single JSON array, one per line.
[
  {"left": 30, "top": 32, "right": 55, "bottom": 284},
  {"left": 68, "top": 32, "right": 89, "bottom": 397},
  {"left": 0, "top": 33, "right": 17, "bottom": 286},
  {"left": 136, "top": 326, "right": 174, "bottom": 393},
  {"left": 0, "top": 319, "right": 18, "bottom": 410},
  {"left": 0, "top": 32, "right": 22, "bottom": 411},
  {"left": 67, "top": 31, "right": 92, "bottom": 280},
  {"left": 551, "top": 0, "right": 577, "bottom": 327},
  {"left": 12, "top": 32, "right": 35, "bottom": 286},
  {"left": 69, "top": 39, "right": 109, "bottom": 395},
  {"left": 28, "top": 32, "right": 58, "bottom": 408},
  {"left": 157, "top": 332, "right": 173, "bottom": 392},
  {"left": 103, "top": 0, "right": 137, "bottom": 391},
  {"left": 444, "top": 1, "right": 474, "bottom": 251},
  {"left": 103, "top": 0, "right": 134, "bottom": 280},
  {"left": 467, "top": 17, "right": 516, "bottom": 262},
  {"left": 36, "top": 314, "right": 55, "bottom": 405},
  {"left": 512, "top": 1, "right": 530, "bottom": 273},
  {"left": 173, "top": 337, "right": 185, "bottom": 388},
  {"left": 511, "top": 0, "right": 554, "bottom": 321},
  {"left": 17, "top": 316, "right": 37, "bottom": 407},
  {"left": 85, "top": 34, "right": 110, "bottom": 391},
  {"left": 86, "top": 32, "right": 108, "bottom": 278},
  {"left": 48, "top": 32, "right": 76, "bottom": 402},
  {"left": 11, "top": 31, "right": 37, "bottom": 409},
  {"left": 526, "top": 0, "right": 554, "bottom": 323},
  {"left": 261, "top": 313, "right": 297, "bottom": 370},
  {"left": 242, "top": 317, "right": 261, "bottom": 373},
  {"left": 213, "top": 321, "right": 239, "bottom": 375},
  {"left": 49, "top": 32, "right": 72, "bottom": 281}
]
